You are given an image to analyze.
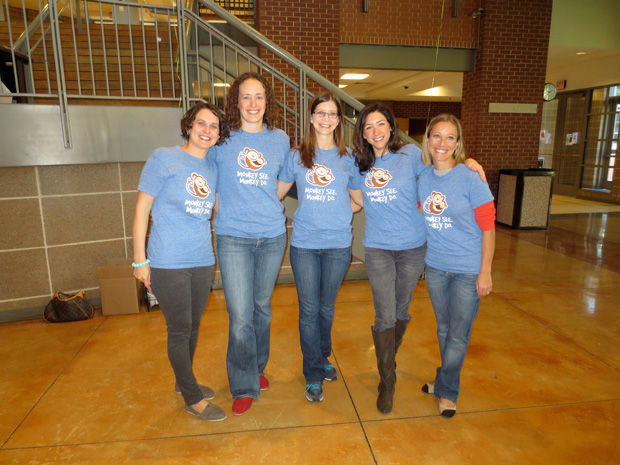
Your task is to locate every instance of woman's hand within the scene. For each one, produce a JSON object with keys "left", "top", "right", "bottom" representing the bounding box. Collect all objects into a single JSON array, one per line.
[
  {"left": 133, "top": 264, "right": 151, "bottom": 292},
  {"left": 277, "top": 180, "right": 294, "bottom": 200},
  {"left": 349, "top": 188, "right": 363, "bottom": 212},
  {"left": 132, "top": 191, "right": 155, "bottom": 292},
  {"left": 464, "top": 158, "right": 487, "bottom": 183},
  {"left": 476, "top": 271, "right": 492, "bottom": 297}
]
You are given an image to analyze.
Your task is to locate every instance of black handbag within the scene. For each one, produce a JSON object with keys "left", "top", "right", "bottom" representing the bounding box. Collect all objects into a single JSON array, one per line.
[{"left": 43, "top": 291, "right": 94, "bottom": 323}]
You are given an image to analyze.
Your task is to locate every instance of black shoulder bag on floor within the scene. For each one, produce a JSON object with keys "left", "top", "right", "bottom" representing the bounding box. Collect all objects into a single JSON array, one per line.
[{"left": 43, "top": 291, "right": 94, "bottom": 323}]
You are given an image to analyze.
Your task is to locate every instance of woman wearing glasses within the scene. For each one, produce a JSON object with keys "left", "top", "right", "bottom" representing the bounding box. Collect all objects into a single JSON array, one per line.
[
  {"left": 278, "top": 93, "right": 361, "bottom": 403},
  {"left": 351, "top": 103, "right": 484, "bottom": 414}
]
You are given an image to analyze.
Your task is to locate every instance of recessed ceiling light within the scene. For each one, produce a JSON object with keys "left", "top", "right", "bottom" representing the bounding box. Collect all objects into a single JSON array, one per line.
[
  {"left": 340, "top": 73, "right": 369, "bottom": 80},
  {"left": 213, "top": 83, "right": 231, "bottom": 87},
  {"left": 339, "top": 84, "right": 348, "bottom": 88},
  {"left": 576, "top": 51, "right": 587, "bottom": 55}
]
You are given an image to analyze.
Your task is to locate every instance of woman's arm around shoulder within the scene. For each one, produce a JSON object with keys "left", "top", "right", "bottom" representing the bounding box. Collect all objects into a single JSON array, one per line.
[{"left": 464, "top": 157, "right": 487, "bottom": 183}]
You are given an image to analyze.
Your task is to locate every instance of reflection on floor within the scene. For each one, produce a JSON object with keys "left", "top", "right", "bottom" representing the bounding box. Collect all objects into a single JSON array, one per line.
[
  {"left": 550, "top": 194, "right": 620, "bottom": 215},
  {"left": 1, "top": 213, "right": 619, "bottom": 464}
]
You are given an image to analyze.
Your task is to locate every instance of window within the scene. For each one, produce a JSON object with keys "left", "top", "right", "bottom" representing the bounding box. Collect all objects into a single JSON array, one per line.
[{"left": 581, "top": 85, "right": 620, "bottom": 191}]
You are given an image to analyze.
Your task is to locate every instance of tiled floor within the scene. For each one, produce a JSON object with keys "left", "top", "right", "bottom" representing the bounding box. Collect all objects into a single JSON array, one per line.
[{"left": 1, "top": 213, "right": 619, "bottom": 464}]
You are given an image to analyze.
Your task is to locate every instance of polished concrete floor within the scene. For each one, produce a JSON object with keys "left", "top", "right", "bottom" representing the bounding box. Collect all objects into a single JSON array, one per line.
[{"left": 1, "top": 213, "right": 619, "bottom": 464}]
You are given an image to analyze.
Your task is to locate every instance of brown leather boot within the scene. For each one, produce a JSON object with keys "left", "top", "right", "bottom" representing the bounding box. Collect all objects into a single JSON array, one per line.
[
  {"left": 395, "top": 318, "right": 410, "bottom": 354},
  {"left": 372, "top": 326, "right": 396, "bottom": 414}
]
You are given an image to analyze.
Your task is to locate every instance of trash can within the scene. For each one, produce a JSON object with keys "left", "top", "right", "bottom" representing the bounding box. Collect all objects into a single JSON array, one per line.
[{"left": 496, "top": 168, "right": 555, "bottom": 229}]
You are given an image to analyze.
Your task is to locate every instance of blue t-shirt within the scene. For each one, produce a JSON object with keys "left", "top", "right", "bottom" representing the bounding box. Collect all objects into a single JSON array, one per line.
[
  {"left": 417, "top": 163, "right": 494, "bottom": 274},
  {"left": 213, "top": 127, "right": 290, "bottom": 238},
  {"left": 138, "top": 146, "right": 217, "bottom": 268},
  {"left": 280, "top": 146, "right": 358, "bottom": 249},
  {"left": 351, "top": 144, "right": 429, "bottom": 250}
]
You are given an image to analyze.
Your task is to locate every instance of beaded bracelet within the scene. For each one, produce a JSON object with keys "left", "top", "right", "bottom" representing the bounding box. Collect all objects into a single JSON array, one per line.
[{"left": 132, "top": 259, "right": 151, "bottom": 268}]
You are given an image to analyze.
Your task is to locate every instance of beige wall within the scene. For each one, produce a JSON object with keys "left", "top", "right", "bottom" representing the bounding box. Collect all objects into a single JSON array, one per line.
[
  {"left": 547, "top": 53, "right": 620, "bottom": 92},
  {"left": 0, "top": 163, "right": 144, "bottom": 320}
]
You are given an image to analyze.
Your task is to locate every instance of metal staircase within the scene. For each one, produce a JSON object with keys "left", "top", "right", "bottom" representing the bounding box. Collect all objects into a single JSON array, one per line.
[{"left": 1, "top": 0, "right": 368, "bottom": 148}]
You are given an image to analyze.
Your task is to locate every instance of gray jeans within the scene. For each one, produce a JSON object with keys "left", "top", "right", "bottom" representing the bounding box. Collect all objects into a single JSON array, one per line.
[
  {"left": 151, "top": 265, "right": 214, "bottom": 406},
  {"left": 364, "top": 245, "right": 426, "bottom": 331}
]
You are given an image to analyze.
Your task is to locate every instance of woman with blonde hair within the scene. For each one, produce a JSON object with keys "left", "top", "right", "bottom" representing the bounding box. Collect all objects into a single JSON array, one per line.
[{"left": 418, "top": 113, "right": 495, "bottom": 418}]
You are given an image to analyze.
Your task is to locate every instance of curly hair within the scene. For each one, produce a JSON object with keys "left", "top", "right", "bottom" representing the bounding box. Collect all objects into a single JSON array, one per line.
[
  {"left": 352, "top": 102, "right": 405, "bottom": 173},
  {"left": 296, "top": 93, "right": 347, "bottom": 169},
  {"left": 420, "top": 113, "right": 466, "bottom": 166},
  {"left": 223, "top": 72, "right": 280, "bottom": 135},
  {"left": 180, "top": 101, "right": 228, "bottom": 145}
]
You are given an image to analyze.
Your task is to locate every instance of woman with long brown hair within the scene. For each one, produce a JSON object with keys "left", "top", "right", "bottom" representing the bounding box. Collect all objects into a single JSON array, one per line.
[{"left": 278, "top": 93, "right": 361, "bottom": 403}]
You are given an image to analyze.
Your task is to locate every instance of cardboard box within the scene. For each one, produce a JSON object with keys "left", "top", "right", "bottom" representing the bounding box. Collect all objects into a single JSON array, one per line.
[{"left": 97, "top": 259, "right": 145, "bottom": 315}]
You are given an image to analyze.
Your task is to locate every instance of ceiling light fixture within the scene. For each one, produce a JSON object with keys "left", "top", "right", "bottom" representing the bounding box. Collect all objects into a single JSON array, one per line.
[
  {"left": 340, "top": 73, "right": 369, "bottom": 80},
  {"left": 576, "top": 51, "right": 586, "bottom": 55},
  {"left": 339, "top": 84, "right": 348, "bottom": 88}
]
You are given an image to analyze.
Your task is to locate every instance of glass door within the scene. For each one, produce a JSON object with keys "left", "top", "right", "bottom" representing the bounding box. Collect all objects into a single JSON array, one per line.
[
  {"left": 552, "top": 92, "right": 587, "bottom": 195},
  {"left": 581, "top": 86, "right": 619, "bottom": 192}
]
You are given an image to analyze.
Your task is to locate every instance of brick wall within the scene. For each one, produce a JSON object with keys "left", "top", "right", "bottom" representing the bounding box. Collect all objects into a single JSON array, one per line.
[
  {"left": 340, "top": 0, "right": 480, "bottom": 47},
  {"left": 461, "top": 0, "right": 553, "bottom": 194},
  {"left": 390, "top": 101, "right": 462, "bottom": 119},
  {"left": 257, "top": 0, "right": 339, "bottom": 88}
]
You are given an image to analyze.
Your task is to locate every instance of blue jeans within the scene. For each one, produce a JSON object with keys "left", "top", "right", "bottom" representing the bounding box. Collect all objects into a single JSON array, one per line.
[
  {"left": 364, "top": 245, "right": 426, "bottom": 331},
  {"left": 290, "top": 246, "right": 351, "bottom": 384},
  {"left": 150, "top": 266, "right": 214, "bottom": 406},
  {"left": 425, "top": 266, "right": 480, "bottom": 403},
  {"left": 216, "top": 233, "right": 286, "bottom": 399}
]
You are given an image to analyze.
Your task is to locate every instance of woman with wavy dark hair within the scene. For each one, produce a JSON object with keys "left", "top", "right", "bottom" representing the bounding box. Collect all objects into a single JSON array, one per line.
[
  {"left": 351, "top": 102, "right": 484, "bottom": 415},
  {"left": 277, "top": 93, "right": 361, "bottom": 403},
  {"left": 212, "top": 72, "right": 290, "bottom": 416},
  {"left": 133, "top": 102, "right": 226, "bottom": 422}
]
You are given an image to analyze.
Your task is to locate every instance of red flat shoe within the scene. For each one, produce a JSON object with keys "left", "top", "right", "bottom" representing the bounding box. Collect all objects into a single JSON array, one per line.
[
  {"left": 232, "top": 397, "right": 253, "bottom": 415},
  {"left": 259, "top": 375, "right": 269, "bottom": 391}
]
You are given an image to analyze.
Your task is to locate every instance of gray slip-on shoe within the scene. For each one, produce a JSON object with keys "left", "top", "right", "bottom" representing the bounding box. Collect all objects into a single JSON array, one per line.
[
  {"left": 175, "top": 383, "right": 215, "bottom": 400},
  {"left": 185, "top": 403, "right": 227, "bottom": 422}
]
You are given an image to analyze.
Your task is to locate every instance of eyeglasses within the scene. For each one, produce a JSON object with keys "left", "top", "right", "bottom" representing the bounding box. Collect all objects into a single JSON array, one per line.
[{"left": 313, "top": 111, "right": 339, "bottom": 120}]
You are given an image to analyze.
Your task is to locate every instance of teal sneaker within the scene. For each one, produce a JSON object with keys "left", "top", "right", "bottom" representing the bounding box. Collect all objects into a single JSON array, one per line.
[
  {"left": 323, "top": 363, "right": 338, "bottom": 382},
  {"left": 305, "top": 383, "right": 324, "bottom": 402}
]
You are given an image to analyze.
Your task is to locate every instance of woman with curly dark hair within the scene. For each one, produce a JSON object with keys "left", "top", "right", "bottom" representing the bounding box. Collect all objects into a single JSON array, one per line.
[{"left": 212, "top": 72, "right": 290, "bottom": 415}]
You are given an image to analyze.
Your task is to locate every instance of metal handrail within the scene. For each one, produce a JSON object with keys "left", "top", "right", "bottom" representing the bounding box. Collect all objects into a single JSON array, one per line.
[
  {"left": 5, "top": 0, "right": 415, "bottom": 148},
  {"left": 14, "top": 0, "right": 71, "bottom": 54}
]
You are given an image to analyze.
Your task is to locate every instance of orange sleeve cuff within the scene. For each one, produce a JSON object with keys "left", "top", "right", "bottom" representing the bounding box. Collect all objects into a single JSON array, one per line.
[{"left": 474, "top": 201, "right": 496, "bottom": 231}]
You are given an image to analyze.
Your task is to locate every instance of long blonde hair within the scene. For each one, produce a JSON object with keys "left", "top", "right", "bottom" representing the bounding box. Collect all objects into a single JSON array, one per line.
[{"left": 421, "top": 114, "right": 466, "bottom": 166}]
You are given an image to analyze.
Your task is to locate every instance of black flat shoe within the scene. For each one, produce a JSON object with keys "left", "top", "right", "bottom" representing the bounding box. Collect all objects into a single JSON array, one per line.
[
  {"left": 421, "top": 383, "right": 434, "bottom": 394},
  {"left": 438, "top": 399, "right": 456, "bottom": 418}
]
